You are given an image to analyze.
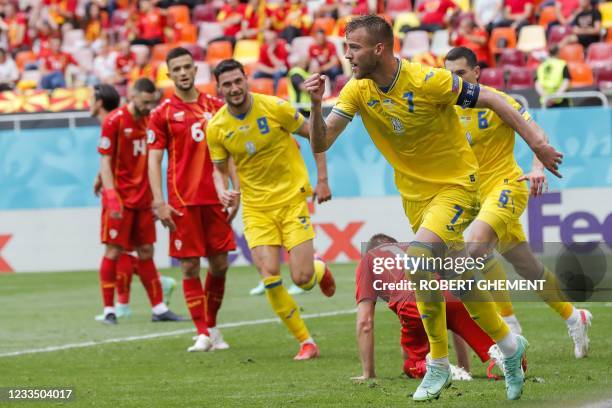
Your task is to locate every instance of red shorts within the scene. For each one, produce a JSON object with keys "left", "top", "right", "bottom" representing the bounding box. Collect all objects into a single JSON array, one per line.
[
  {"left": 101, "top": 207, "right": 156, "bottom": 248},
  {"left": 392, "top": 301, "right": 494, "bottom": 378},
  {"left": 169, "top": 204, "right": 236, "bottom": 258}
]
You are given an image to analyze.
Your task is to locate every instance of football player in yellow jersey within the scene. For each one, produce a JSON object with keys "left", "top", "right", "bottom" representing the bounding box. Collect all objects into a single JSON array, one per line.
[
  {"left": 207, "top": 59, "right": 337, "bottom": 361},
  {"left": 304, "top": 15, "right": 563, "bottom": 401},
  {"left": 444, "top": 46, "right": 592, "bottom": 359}
]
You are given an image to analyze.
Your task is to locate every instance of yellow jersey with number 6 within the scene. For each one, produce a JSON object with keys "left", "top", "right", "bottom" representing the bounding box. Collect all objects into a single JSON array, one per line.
[
  {"left": 332, "top": 59, "right": 479, "bottom": 201},
  {"left": 207, "top": 93, "right": 311, "bottom": 210},
  {"left": 454, "top": 86, "right": 531, "bottom": 195}
]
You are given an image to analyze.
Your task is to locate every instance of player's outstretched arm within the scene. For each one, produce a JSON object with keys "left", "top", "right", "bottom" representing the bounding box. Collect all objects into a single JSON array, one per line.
[
  {"left": 148, "top": 149, "right": 182, "bottom": 231},
  {"left": 295, "top": 121, "right": 332, "bottom": 204},
  {"left": 212, "top": 160, "right": 240, "bottom": 221},
  {"left": 353, "top": 300, "right": 376, "bottom": 380},
  {"left": 304, "top": 73, "right": 350, "bottom": 153},
  {"left": 517, "top": 121, "right": 549, "bottom": 197},
  {"left": 475, "top": 87, "right": 563, "bottom": 178}
]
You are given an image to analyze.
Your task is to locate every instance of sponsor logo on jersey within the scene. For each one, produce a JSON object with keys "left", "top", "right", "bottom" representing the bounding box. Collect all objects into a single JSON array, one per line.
[
  {"left": 390, "top": 117, "right": 404, "bottom": 133},
  {"left": 173, "top": 111, "right": 185, "bottom": 122},
  {"left": 383, "top": 99, "right": 393, "bottom": 105},
  {"left": 225, "top": 131, "right": 234, "bottom": 139},
  {"left": 99, "top": 136, "right": 111, "bottom": 150},
  {"left": 146, "top": 129, "right": 155, "bottom": 144},
  {"left": 424, "top": 70, "right": 435, "bottom": 82},
  {"left": 238, "top": 125, "right": 250, "bottom": 132},
  {"left": 245, "top": 141, "right": 256, "bottom": 155},
  {"left": 109, "top": 229, "right": 118, "bottom": 239},
  {"left": 366, "top": 99, "right": 380, "bottom": 107},
  {"left": 466, "top": 131, "right": 473, "bottom": 145}
]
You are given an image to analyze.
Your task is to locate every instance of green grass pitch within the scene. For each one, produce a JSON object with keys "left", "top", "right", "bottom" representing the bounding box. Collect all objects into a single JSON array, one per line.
[{"left": 1, "top": 264, "right": 611, "bottom": 407}]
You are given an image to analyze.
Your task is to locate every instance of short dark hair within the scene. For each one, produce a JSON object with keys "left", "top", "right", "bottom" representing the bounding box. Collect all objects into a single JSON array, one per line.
[
  {"left": 94, "top": 84, "right": 120, "bottom": 112},
  {"left": 345, "top": 14, "right": 394, "bottom": 48},
  {"left": 445, "top": 46, "right": 478, "bottom": 68},
  {"left": 213, "top": 59, "right": 246, "bottom": 82},
  {"left": 366, "top": 233, "right": 398, "bottom": 251},
  {"left": 549, "top": 44, "right": 560, "bottom": 56},
  {"left": 132, "top": 77, "right": 156, "bottom": 94},
  {"left": 166, "top": 47, "right": 193, "bottom": 67}
]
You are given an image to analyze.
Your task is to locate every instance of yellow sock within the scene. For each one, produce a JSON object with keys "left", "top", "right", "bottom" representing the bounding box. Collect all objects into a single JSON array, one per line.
[
  {"left": 263, "top": 275, "right": 310, "bottom": 342},
  {"left": 298, "top": 258, "right": 326, "bottom": 291},
  {"left": 538, "top": 268, "right": 574, "bottom": 320},
  {"left": 482, "top": 255, "right": 515, "bottom": 317},
  {"left": 406, "top": 243, "right": 449, "bottom": 359},
  {"left": 460, "top": 272, "right": 509, "bottom": 342}
]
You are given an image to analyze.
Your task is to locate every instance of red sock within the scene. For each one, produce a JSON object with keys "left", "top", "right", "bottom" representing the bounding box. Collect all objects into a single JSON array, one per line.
[
  {"left": 183, "top": 277, "right": 209, "bottom": 335},
  {"left": 116, "top": 254, "right": 135, "bottom": 304},
  {"left": 138, "top": 258, "right": 164, "bottom": 307},
  {"left": 204, "top": 271, "right": 226, "bottom": 327},
  {"left": 99, "top": 257, "right": 117, "bottom": 308}
]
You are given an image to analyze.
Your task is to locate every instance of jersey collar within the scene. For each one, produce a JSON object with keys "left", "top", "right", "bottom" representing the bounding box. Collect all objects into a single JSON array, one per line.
[
  {"left": 229, "top": 93, "right": 254, "bottom": 120},
  {"left": 377, "top": 58, "right": 402, "bottom": 94}
]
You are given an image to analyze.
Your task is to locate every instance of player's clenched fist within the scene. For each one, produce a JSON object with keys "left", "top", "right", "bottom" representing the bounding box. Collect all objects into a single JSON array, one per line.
[
  {"left": 304, "top": 74, "right": 327, "bottom": 104},
  {"left": 153, "top": 201, "right": 182, "bottom": 232}
]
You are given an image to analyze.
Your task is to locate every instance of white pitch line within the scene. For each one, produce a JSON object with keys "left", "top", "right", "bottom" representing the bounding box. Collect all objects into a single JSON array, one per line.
[{"left": 0, "top": 308, "right": 356, "bottom": 358}]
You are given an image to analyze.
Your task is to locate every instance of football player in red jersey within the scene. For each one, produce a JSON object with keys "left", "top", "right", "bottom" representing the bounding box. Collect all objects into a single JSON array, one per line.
[
  {"left": 97, "top": 78, "right": 184, "bottom": 325},
  {"left": 148, "top": 48, "right": 238, "bottom": 352}
]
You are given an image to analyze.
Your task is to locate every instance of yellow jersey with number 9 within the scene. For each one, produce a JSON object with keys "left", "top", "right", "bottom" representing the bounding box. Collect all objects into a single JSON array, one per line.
[
  {"left": 454, "top": 86, "right": 532, "bottom": 195},
  {"left": 332, "top": 59, "right": 479, "bottom": 201},
  {"left": 207, "top": 93, "right": 311, "bottom": 210}
]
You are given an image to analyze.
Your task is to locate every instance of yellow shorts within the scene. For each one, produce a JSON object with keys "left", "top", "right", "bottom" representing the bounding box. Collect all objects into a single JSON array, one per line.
[
  {"left": 242, "top": 197, "right": 315, "bottom": 251},
  {"left": 402, "top": 186, "right": 480, "bottom": 246},
  {"left": 476, "top": 181, "right": 528, "bottom": 250}
]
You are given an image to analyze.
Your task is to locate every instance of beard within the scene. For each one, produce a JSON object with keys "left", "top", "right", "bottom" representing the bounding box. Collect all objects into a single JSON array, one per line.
[
  {"left": 175, "top": 77, "right": 195, "bottom": 92},
  {"left": 226, "top": 92, "right": 247, "bottom": 108}
]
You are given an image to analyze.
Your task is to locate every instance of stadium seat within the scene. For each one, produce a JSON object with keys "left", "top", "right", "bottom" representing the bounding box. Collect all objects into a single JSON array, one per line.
[
  {"left": 168, "top": 5, "right": 190, "bottom": 25},
  {"left": 130, "top": 44, "right": 150, "bottom": 61},
  {"left": 333, "top": 15, "right": 353, "bottom": 37},
  {"left": 181, "top": 44, "right": 205, "bottom": 61},
  {"left": 71, "top": 48, "right": 94, "bottom": 71},
  {"left": 387, "top": 0, "right": 412, "bottom": 18},
  {"left": 152, "top": 43, "right": 173, "bottom": 63},
  {"left": 249, "top": 78, "right": 274, "bottom": 95},
  {"left": 393, "top": 12, "right": 420, "bottom": 39},
  {"left": 311, "top": 17, "right": 335, "bottom": 36},
  {"left": 234, "top": 40, "right": 261, "bottom": 65},
  {"left": 506, "top": 67, "right": 534, "bottom": 90},
  {"left": 197, "top": 81, "right": 217, "bottom": 96},
  {"left": 179, "top": 24, "right": 198, "bottom": 43},
  {"left": 393, "top": 36, "right": 401, "bottom": 55},
  {"left": 607, "top": 27, "right": 612, "bottom": 43},
  {"left": 568, "top": 62, "right": 594, "bottom": 87},
  {"left": 517, "top": 25, "right": 547, "bottom": 52},
  {"left": 400, "top": 30, "right": 429, "bottom": 58},
  {"left": 489, "top": 27, "right": 517, "bottom": 56},
  {"left": 194, "top": 61, "right": 212, "bottom": 85},
  {"left": 430, "top": 30, "right": 452, "bottom": 56},
  {"left": 276, "top": 77, "right": 289, "bottom": 100},
  {"left": 498, "top": 49, "right": 526, "bottom": 70},
  {"left": 206, "top": 41, "right": 233, "bottom": 66},
  {"left": 548, "top": 25, "right": 572, "bottom": 45},
  {"left": 599, "top": 1, "right": 612, "bottom": 28},
  {"left": 291, "top": 36, "right": 315, "bottom": 59},
  {"left": 155, "top": 63, "right": 174, "bottom": 89},
  {"left": 596, "top": 65, "right": 612, "bottom": 91},
  {"left": 332, "top": 74, "right": 350, "bottom": 97},
  {"left": 243, "top": 62, "right": 257, "bottom": 77},
  {"left": 193, "top": 3, "right": 217, "bottom": 23},
  {"left": 15, "top": 50, "right": 37, "bottom": 70},
  {"left": 62, "top": 29, "right": 85, "bottom": 49},
  {"left": 538, "top": 6, "right": 557, "bottom": 27},
  {"left": 479, "top": 68, "right": 505, "bottom": 89},
  {"left": 559, "top": 43, "right": 585, "bottom": 63},
  {"left": 586, "top": 42, "right": 612, "bottom": 70},
  {"left": 453, "top": 0, "right": 470, "bottom": 12},
  {"left": 111, "top": 9, "right": 129, "bottom": 28},
  {"left": 197, "top": 22, "right": 224, "bottom": 47}
]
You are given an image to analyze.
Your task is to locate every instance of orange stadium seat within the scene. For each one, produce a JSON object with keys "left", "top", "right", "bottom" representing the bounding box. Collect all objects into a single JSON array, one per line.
[
  {"left": 152, "top": 43, "right": 174, "bottom": 62},
  {"left": 179, "top": 24, "right": 198, "bottom": 43},
  {"left": 206, "top": 41, "right": 233, "bottom": 66},
  {"left": 311, "top": 17, "right": 335, "bottom": 35},
  {"left": 568, "top": 62, "right": 594, "bottom": 87},
  {"left": 168, "top": 5, "right": 190, "bottom": 25},
  {"left": 559, "top": 43, "right": 585, "bottom": 63},
  {"left": 197, "top": 81, "right": 217, "bottom": 96},
  {"left": 489, "top": 27, "right": 517, "bottom": 56},
  {"left": 276, "top": 77, "right": 289, "bottom": 100},
  {"left": 334, "top": 15, "right": 353, "bottom": 37},
  {"left": 249, "top": 78, "right": 274, "bottom": 95},
  {"left": 243, "top": 62, "right": 257, "bottom": 77},
  {"left": 16, "top": 50, "right": 37, "bottom": 70},
  {"left": 538, "top": 6, "right": 557, "bottom": 27}
]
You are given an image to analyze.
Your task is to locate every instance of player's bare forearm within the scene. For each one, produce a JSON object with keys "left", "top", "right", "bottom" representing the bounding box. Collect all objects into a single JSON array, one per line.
[
  {"left": 309, "top": 102, "right": 329, "bottom": 153},
  {"left": 99, "top": 156, "right": 115, "bottom": 190},
  {"left": 228, "top": 157, "right": 240, "bottom": 193},
  {"left": 212, "top": 160, "right": 231, "bottom": 194},
  {"left": 148, "top": 149, "right": 165, "bottom": 206},
  {"left": 356, "top": 301, "right": 376, "bottom": 378}
]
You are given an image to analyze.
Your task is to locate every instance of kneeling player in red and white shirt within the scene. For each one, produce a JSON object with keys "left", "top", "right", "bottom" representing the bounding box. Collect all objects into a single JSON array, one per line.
[
  {"left": 148, "top": 48, "right": 237, "bottom": 352},
  {"left": 354, "top": 234, "right": 509, "bottom": 382},
  {"left": 96, "top": 78, "right": 184, "bottom": 324}
]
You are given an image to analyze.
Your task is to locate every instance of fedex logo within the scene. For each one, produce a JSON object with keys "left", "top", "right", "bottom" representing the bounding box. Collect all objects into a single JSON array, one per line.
[{"left": 528, "top": 192, "right": 612, "bottom": 252}]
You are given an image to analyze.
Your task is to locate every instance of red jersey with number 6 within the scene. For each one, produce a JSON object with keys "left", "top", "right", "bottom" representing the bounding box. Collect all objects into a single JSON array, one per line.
[
  {"left": 147, "top": 93, "right": 223, "bottom": 208},
  {"left": 98, "top": 105, "right": 152, "bottom": 209}
]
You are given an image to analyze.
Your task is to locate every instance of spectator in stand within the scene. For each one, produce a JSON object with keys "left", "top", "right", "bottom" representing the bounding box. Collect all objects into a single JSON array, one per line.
[
  {"left": 452, "top": 19, "right": 490, "bottom": 67},
  {"left": 474, "top": 0, "right": 504, "bottom": 32},
  {"left": 560, "top": 0, "right": 602, "bottom": 49},
  {"left": 413, "top": 0, "right": 459, "bottom": 32},
  {"left": 45, "top": 0, "right": 78, "bottom": 26},
  {"left": 288, "top": 54, "right": 312, "bottom": 117},
  {"left": 253, "top": 29, "right": 290, "bottom": 92},
  {"left": 240, "top": 0, "right": 263, "bottom": 40},
  {"left": 493, "top": 0, "right": 534, "bottom": 34},
  {"left": 92, "top": 38, "right": 117, "bottom": 84},
  {"left": 266, "top": 0, "right": 311, "bottom": 44},
  {"left": 114, "top": 40, "right": 134, "bottom": 85},
  {"left": 535, "top": 45, "right": 570, "bottom": 107},
  {"left": 308, "top": 29, "right": 342, "bottom": 83},
  {"left": 131, "top": 0, "right": 165, "bottom": 46},
  {"left": 0, "top": 48, "right": 18, "bottom": 91},
  {"left": 213, "top": 0, "right": 247, "bottom": 48},
  {"left": 39, "top": 37, "right": 79, "bottom": 90},
  {"left": 128, "top": 46, "right": 155, "bottom": 85},
  {"left": 552, "top": 0, "right": 580, "bottom": 28},
  {"left": 33, "top": 21, "right": 56, "bottom": 56},
  {"left": 0, "top": 3, "right": 31, "bottom": 54},
  {"left": 83, "top": 1, "right": 110, "bottom": 43}
]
